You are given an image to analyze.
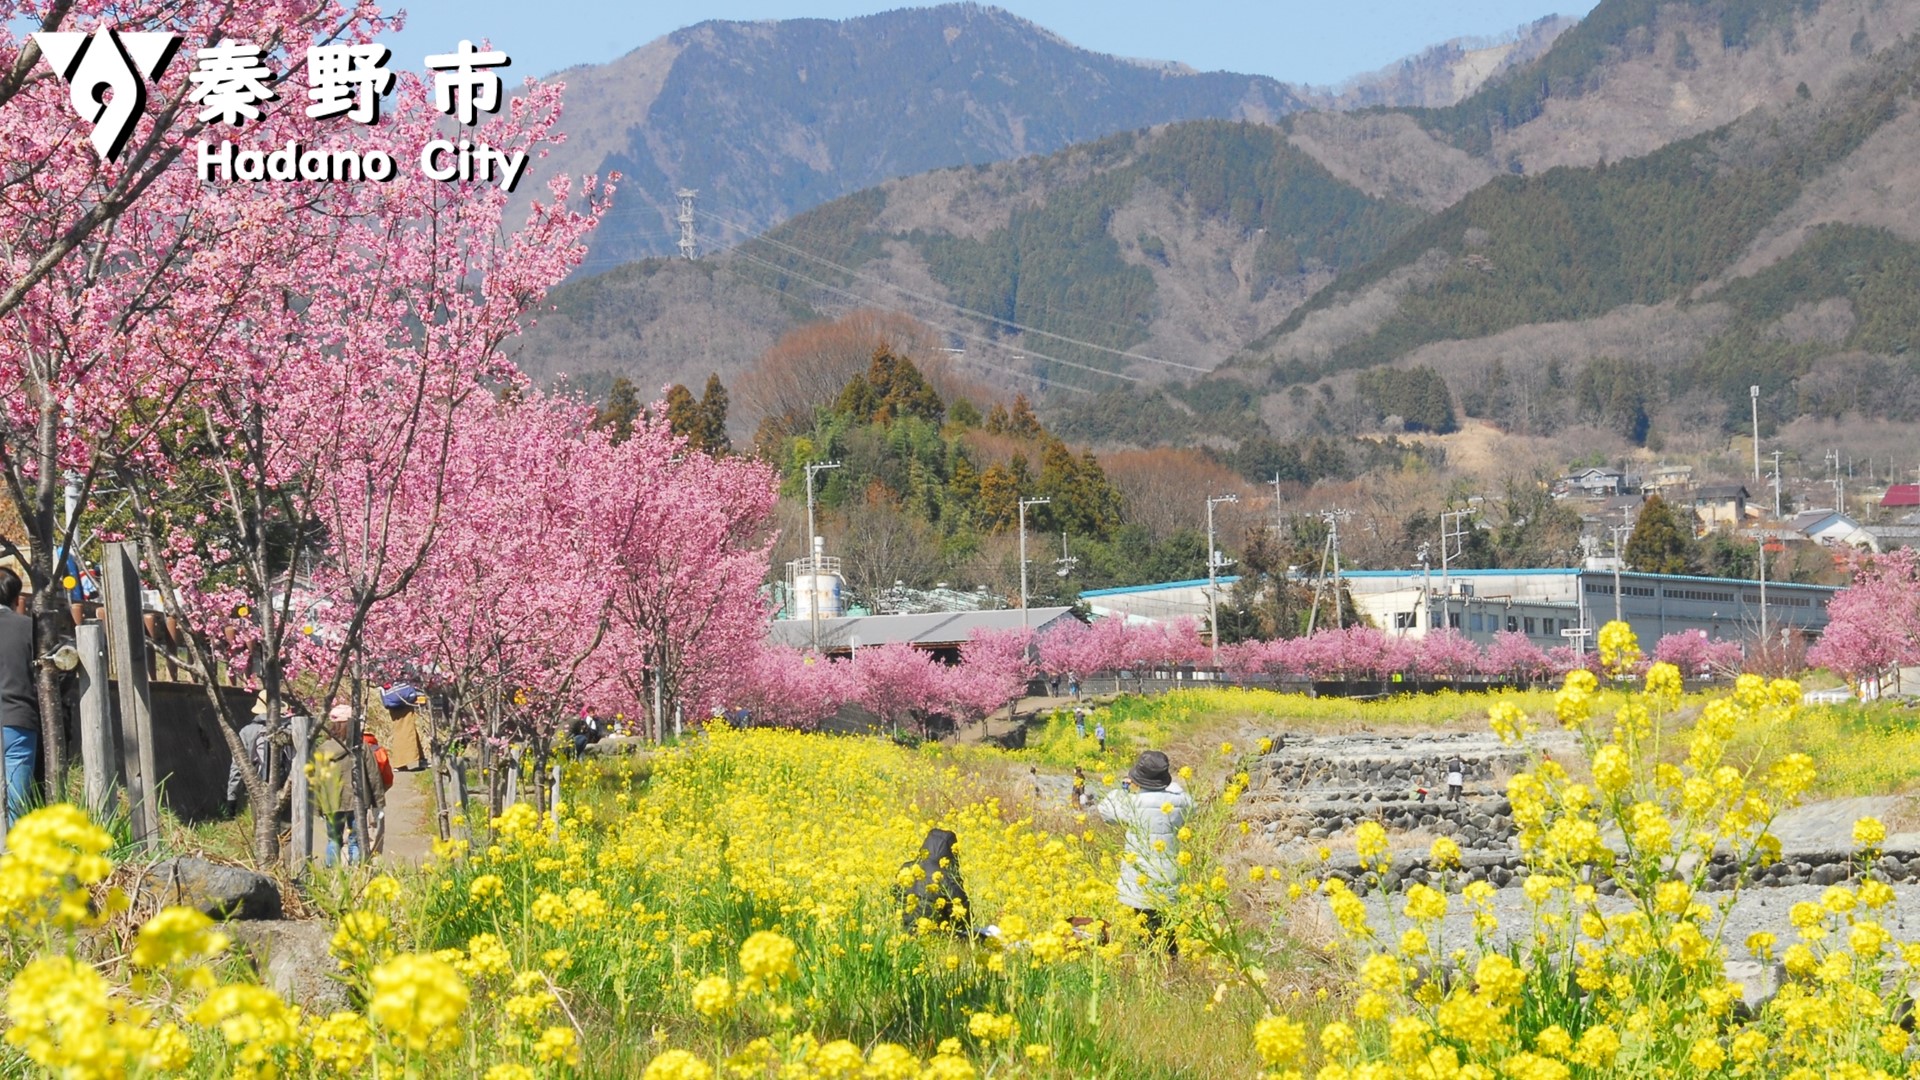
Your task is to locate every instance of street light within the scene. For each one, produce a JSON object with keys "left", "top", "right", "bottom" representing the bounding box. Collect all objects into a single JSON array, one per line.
[
  {"left": 1206, "top": 494, "right": 1239, "bottom": 668},
  {"left": 803, "top": 461, "right": 841, "bottom": 651},
  {"left": 1017, "top": 497, "right": 1052, "bottom": 631}
]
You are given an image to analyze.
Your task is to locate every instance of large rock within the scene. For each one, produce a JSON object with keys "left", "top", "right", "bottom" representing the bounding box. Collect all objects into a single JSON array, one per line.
[
  {"left": 227, "top": 921, "right": 349, "bottom": 1014},
  {"left": 139, "top": 857, "right": 281, "bottom": 920}
]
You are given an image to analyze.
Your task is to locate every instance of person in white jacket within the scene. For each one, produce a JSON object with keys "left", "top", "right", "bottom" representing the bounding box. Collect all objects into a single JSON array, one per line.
[{"left": 1098, "top": 749, "right": 1194, "bottom": 955}]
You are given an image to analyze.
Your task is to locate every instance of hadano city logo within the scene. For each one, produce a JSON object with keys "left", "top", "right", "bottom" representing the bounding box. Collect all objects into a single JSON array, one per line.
[{"left": 36, "top": 34, "right": 529, "bottom": 191}]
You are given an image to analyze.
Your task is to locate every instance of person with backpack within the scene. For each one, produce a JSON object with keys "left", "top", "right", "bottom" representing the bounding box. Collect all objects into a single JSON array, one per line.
[
  {"left": 225, "top": 692, "right": 272, "bottom": 819},
  {"left": 315, "top": 706, "right": 380, "bottom": 866},
  {"left": 362, "top": 727, "right": 394, "bottom": 854}
]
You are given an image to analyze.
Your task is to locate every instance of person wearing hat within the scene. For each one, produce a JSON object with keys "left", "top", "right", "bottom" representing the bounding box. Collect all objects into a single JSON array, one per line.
[
  {"left": 314, "top": 705, "right": 380, "bottom": 866},
  {"left": 224, "top": 692, "right": 271, "bottom": 818},
  {"left": 1097, "top": 749, "right": 1195, "bottom": 956}
]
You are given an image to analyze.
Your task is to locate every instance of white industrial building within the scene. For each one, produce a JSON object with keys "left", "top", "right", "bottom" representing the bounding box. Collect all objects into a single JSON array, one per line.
[{"left": 1079, "top": 568, "right": 1838, "bottom": 651}]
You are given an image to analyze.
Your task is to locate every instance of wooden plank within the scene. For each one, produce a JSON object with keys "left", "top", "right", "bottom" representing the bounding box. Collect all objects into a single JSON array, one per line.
[
  {"left": 288, "top": 713, "right": 312, "bottom": 872},
  {"left": 99, "top": 543, "right": 157, "bottom": 844},
  {"left": 75, "top": 623, "right": 113, "bottom": 818}
]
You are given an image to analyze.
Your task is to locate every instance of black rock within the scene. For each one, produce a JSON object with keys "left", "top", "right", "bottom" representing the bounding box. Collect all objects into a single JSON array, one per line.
[{"left": 140, "top": 857, "right": 282, "bottom": 920}]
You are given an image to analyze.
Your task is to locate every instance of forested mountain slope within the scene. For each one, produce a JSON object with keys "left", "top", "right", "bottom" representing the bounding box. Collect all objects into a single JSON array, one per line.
[{"left": 514, "top": 121, "right": 1426, "bottom": 395}]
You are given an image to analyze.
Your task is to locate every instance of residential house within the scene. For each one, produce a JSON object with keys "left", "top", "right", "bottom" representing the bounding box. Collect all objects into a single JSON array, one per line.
[
  {"left": 1788, "top": 509, "right": 1874, "bottom": 550},
  {"left": 1882, "top": 484, "right": 1920, "bottom": 511},
  {"left": 1691, "top": 484, "right": 1749, "bottom": 531},
  {"left": 1645, "top": 465, "right": 1694, "bottom": 494},
  {"left": 1557, "top": 467, "right": 1631, "bottom": 497}
]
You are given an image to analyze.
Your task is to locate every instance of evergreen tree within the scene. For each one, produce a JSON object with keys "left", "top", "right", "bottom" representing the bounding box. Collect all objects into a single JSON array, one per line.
[
  {"left": 593, "top": 376, "right": 640, "bottom": 445},
  {"left": 1626, "top": 494, "right": 1695, "bottom": 575}
]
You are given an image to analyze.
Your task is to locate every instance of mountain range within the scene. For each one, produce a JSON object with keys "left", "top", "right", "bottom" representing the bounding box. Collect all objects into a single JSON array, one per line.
[
  {"left": 530, "top": 3, "right": 1569, "bottom": 272},
  {"left": 512, "top": 0, "right": 1920, "bottom": 465}
]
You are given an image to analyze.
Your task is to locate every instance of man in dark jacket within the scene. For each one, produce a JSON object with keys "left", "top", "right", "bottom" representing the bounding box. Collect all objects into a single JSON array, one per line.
[{"left": 0, "top": 569, "right": 37, "bottom": 823}]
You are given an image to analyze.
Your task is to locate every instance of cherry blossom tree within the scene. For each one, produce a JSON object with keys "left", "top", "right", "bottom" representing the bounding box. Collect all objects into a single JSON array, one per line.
[
  {"left": 60, "top": 72, "right": 607, "bottom": 857},
  {"left": 1809, "top": 548, "right": 1920, "bottom": 691},
  {"left": 1652, "top": 630, "right": 1745, "bottom": 679},
  {"left": 853, "top": 642, "right": 949, "bottom": 737},
  {"left": 1484, "top": 631, "right": 1553, "bottom": 685},
  {"left": 0, "top": 0, "right": 396, "bottom": 790},
  {"left": 1412, "top": 629, "right": 1484, "bottom": 680},
  {"left": 944, "top": 628, "right": 1035, "bottom": 725}
]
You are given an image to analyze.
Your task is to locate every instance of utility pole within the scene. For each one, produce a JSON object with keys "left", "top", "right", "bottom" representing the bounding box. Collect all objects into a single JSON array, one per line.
[
  {"left": 1018, "top": 496, "right": 1051, "bottom": 631},
  {"left": 1771, "top": 450, "right": 1782, "bottom": 520},
  {"left": 1206, "top": 494, "right": 1239, "bottom": 667},
  {"left": 1750, "top": 385, "right": 1761, "bottom": 484},
  {"left": 676, "top": 189, "right": 699, "bottom": 260},
  {"left": 1310, "top": 508, "right": 1353, "bottom": 632},
  {"left": 803, "top": 461, "right": 840, "bottom": 651},
  {"left": 1609, "top": 519, "right": 1634, "bottom": 624},
  {"left": 1758, "top": 535, "right": 1769, "bottom": 661},
  {"left": 1414, "top": 543, "right": 1431, "bottom": 636},
  {"left": 1438, "top": 509, "right": 1470, "bottom": 634}
]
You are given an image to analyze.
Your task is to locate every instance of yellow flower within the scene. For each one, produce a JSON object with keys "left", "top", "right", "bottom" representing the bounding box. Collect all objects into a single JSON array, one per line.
[
  {"left": 690, "top": 974, "right": 733, "bottom": 1019},
  {"left": 535, "top": 1025, "right": 581, "bottom": 1066},
  {"left": 968, "top": 1011, "right": 1017, "bottom": 1044},
  {"left": 1597, "top": 620, "right": 1640, "bottom": 673},
  {"left": 368, "top": 954, "right": 469, "bottom": 1052},
  {"left": 643, "top": 1048, "right": 714, "bottom": 1080},
  {"left": 309, "top": 1011, "right": 375, "bottom": 1074},
  {"left": 738, "top": 931, "right": 799, "bottom": 991},
  {"left": 131, "top": 905, "right": 229, "bottom": 969},
  {"left": 1403, "top": 883, "right": 1447, "bottom": 921},
  {"left": 1355, "top": 821, "right": 1389, "bottom": 866},
  {"left": 1253, "top": 1015, "right": 1307, "bottom": 1065},
  {"left": 1428, "top": 836, "right": 1461, "bottom": 868},
  {"left": 469, "top": 873, "right": 505, "bottom": 902},
  {"left": 1853, "top": 816, "right": 1887, "bottom": 849},
  {"left": 1321, "top": 1021, "right": 1357, "bottom": 1056},
  {"left": 1590, "top": 743, "right": 1631, "bottom": 795},
  {"left": 865, "top": 1044, "right": 920, "bottom": 1080}
]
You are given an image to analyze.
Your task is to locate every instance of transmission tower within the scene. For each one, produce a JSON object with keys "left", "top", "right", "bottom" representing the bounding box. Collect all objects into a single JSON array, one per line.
[{"left": 676, "top": 189, "right": 699, "bottom": 260}]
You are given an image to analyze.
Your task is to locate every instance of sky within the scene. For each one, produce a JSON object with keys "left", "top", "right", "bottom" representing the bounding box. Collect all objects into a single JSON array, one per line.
[{"left": 382, "top": 1, "right": 1603, "bottom": 87}]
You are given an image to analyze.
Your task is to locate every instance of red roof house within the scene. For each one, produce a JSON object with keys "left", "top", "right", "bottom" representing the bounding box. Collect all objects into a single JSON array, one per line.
[{"left": 1883, "top": 484, "right": 1920, "bottom": 508}]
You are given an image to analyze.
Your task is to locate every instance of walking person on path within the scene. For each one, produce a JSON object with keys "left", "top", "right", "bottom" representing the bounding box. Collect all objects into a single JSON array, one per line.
[
  {"left": 225, "top": 692, "right": 270, "bottom": 818},
  {"left": 1072, "top": 766, "right": 1087, "bottom": 808},
  {"left": 1074, "top": 707, "right": 1087, "bottom": 739},
  {"left": 1068, "top": 671, "right": 1080, "bottom": 701},
  {"left": 380, "top": 685, "right": 428, "bottom": 771},
  {"left": 1098, "top": 750, "right": 1194, "bottom": 955},
  {"left": 314, "top": 705, "right": 380, "bottom": 866},
  {"left": 1446, "top": 756, "right": 1465, "bottom": 802},
  {"left": 0, "top": 569, "right": 35, "bottom": 825},
  {"left": 1095, "top": 721, "right": 1107, "bottom": 754}
]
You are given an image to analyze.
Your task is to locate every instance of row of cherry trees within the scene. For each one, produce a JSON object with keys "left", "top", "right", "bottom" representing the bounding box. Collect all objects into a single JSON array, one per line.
[
  {"left": 0, "top": 0, "right": 638, "bottom": 858},
  {"left": 725, "top": 629, "right": 1036, "bottom": 734},
  {"left": 1036, "top": 620, "right": 1744, "bottom": 684}
]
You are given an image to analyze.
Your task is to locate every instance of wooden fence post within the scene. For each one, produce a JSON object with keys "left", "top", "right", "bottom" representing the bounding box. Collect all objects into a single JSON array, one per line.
[
  {"left": 75, "top": 623, "right": 113, "bottom": 819},
  {"left": 99, "top": 543, "right": 157, "bottom": 845},
  {"left": 288, "top": 713, "right": 312, "bottom": 872}
]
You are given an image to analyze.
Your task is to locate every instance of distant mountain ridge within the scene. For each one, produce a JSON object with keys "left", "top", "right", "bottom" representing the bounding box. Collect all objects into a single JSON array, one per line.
[
  {"left": 530, "top": 3, "right": 1567, "bottom": 270},
  {"left": 516, "top": 0, "right": 1920, "bottom": 465}
]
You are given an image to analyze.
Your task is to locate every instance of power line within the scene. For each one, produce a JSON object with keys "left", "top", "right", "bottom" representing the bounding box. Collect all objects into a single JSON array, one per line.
[
  {"left": 695, "top": 206, "right": 1208, "bottom": 376},
  {"left": 706, "top": 257, "right": 1089, "bottom": 396},
  {"left": 725, "top": 249, "right": 1129, "bottom": 388}
]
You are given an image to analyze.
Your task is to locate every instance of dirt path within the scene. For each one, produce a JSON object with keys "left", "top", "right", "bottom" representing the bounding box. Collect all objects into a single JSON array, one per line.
[{"left": 379, "top": 769, "right": 435, "bottom": 867}]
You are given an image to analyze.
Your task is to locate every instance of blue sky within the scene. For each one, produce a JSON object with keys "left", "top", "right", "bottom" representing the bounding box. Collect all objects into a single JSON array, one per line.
[{"left": 382, "top": 1, "right": 1600, "bottom": 87}]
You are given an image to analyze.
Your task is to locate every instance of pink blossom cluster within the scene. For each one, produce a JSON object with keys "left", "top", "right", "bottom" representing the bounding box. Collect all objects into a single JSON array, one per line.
[
  {"left": 1808, "top": 548, "right": 1920, "bottom": 685},
  {"left": 720, "top": 628, "right": 1036, "bottom": 733}
]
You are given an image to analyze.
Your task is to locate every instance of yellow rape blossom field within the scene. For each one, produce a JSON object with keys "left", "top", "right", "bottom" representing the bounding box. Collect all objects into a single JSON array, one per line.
[{"left": 5, "top": 626, "right": 1920, "bottom": 1078}]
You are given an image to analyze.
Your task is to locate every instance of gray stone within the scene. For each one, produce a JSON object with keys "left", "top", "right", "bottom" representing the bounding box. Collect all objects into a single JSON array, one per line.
[
  {"left": 1723, "top": 959, "right": 1786, "bottom": 1018},
  {"left": 1812, "top": 864, "right": 1847, "bottom": 887},
  {"left": 228, "top": 921, "right": 349, "bottom": 1014},
  {"left": 139, "top": 857, "right": 281, "bottom": 920}
]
